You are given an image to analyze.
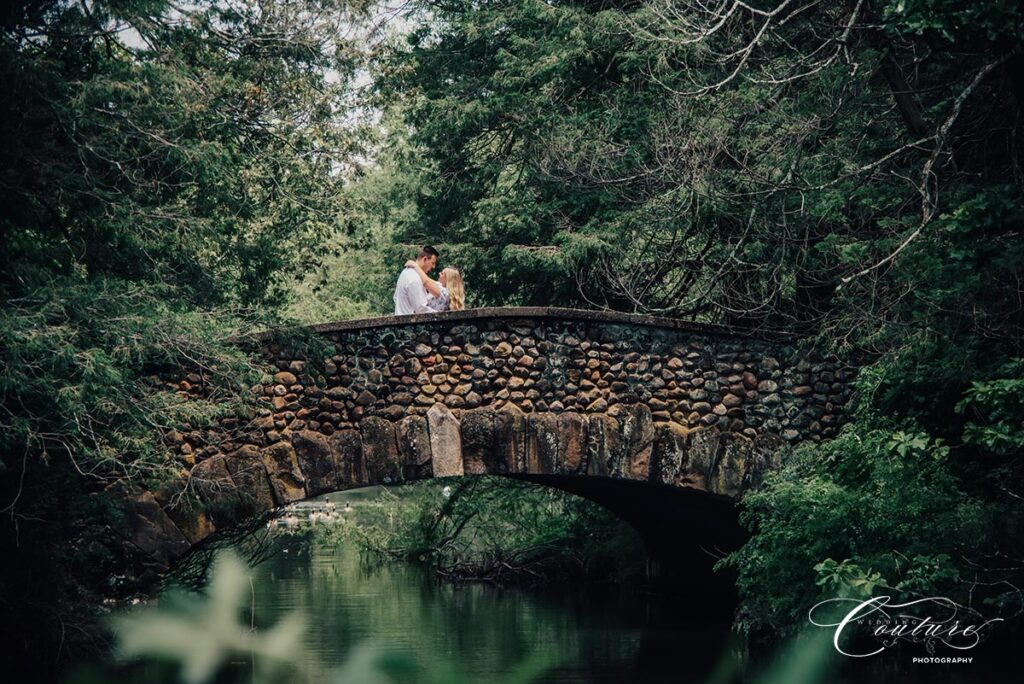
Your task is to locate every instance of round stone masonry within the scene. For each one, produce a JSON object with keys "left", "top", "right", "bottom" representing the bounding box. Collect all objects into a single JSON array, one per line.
[
  {"left": 125, "top": 308, "right": 856, "bottom": 574},
  {"left": 249, "top": 307, "right": 853, "bottom": 442}
]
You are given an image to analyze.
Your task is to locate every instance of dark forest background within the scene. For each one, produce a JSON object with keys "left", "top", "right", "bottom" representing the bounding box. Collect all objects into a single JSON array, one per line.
[{"left": 2, "top": 0, "right": 1023, "bottom": 675}]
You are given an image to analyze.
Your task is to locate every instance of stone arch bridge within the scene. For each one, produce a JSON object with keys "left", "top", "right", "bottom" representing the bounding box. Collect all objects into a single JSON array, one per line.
[{"left": 124, "top": 308, "right": 855, "bottom": 587}]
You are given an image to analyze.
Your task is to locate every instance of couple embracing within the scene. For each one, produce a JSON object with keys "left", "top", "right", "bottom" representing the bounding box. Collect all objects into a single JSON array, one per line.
[{"left": 393, "top": 245, "right": 465, "bottom": 316}]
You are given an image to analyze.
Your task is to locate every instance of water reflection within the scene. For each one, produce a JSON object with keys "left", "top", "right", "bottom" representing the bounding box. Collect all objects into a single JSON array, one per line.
[{"left": 246, "top": 534, "right": 731, "bottom": 683}]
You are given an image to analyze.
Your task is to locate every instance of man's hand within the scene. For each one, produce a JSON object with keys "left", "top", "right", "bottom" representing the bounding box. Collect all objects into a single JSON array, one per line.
[{"left": 405, "top": 260, "right": 417, "bottom": 269}]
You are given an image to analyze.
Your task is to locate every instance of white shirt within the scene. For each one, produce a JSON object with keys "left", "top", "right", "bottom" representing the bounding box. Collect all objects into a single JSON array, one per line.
[{"left": 394, "top": 267, "right": 430, "bottom": 315}]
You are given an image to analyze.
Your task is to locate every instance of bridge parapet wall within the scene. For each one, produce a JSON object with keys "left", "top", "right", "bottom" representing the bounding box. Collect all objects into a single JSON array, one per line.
[
  {"left": 125, "top": 309, "right": 856, "bottom": 578},
  {"left": 253, "top": 307, "right": 852, "bottom": 444}
]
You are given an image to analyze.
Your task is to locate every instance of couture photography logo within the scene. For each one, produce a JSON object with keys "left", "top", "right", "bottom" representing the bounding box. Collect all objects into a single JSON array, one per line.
[{"left": 807, "top": 596, "right": 1004, "bottom": 662}]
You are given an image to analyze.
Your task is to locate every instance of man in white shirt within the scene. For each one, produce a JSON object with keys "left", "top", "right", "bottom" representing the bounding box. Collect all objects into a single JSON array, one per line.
[{"left": 393, "top": 245, "right": 439, "bottom": 315}]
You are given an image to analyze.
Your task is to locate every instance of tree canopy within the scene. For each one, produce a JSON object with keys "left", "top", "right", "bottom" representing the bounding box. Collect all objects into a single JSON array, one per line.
[
  {"left": 1, "top": 0, "right": 366, "bottom": 669},
  {"left": 371, "top": 0, "right": 1023, "bottom": 343},
  {"left": 363, "top": 0, "right": 1024, "bottom": 639},
  {"left": 2, "top": 0, "right": 1023, "bottom": 668}
]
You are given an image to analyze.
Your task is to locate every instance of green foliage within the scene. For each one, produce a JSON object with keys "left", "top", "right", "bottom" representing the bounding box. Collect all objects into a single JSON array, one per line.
[
  {"left": 813, "top": 559, "right": 883, "bottom": 600},
  {"left": 1, "top": 277, "right": 262, "bottom": 486},
  {"left": 893, "top": 553, "right": 962, "bottom": 596},
  {"left": 956, "top": 360, "right": 1024, "bottom": 455},
  {"left": 318, "top": 478, "right": 646, "bottom": 585},
  {"left": 1, "top": 0, "right": 366, "bottom": 481},
  {"left": 0, "top": 0, "right": 367, "bottom": 671},
  {"left": 886, "top": 430, "right": 948, "bottom": 461},
  {"left": 719, "top": 413, "right": 1020, "bottom": 639},
  {"left": 369, "top": 0, "right": 1024, "bottom": 332},
  {"left": 3, "top": 0, "right": 1023, "bottom": 668},
  {"left": 883, "top": 0, "right": 1024, "bottom": 42},
  {"left": 2, "top": 1, "right": 359, "bottom": 309},
  {"left": 283, "top": 128, "right": 423, "bottom": 322}
]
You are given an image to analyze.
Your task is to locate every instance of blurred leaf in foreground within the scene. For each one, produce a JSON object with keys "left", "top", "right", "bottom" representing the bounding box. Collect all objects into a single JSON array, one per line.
[{"left": 109, "top": 550, "right": 307, "bottom": 683}]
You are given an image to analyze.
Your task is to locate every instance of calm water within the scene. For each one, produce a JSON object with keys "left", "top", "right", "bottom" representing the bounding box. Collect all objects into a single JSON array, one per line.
[
  {"left": 231, "top": 535, "right": 1018, "bottom": 684},
  {"left": 117, "top": 487, "right": 1017, "bottom": 684},
  {"left": 242, "top": 534, "right": 733, "bottom": 683}
]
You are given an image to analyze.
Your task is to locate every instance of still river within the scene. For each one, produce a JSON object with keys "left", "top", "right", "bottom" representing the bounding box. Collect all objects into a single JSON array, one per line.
[
  {"left": 244, "top": 526, "right": 731, "bottom": 682},
  {"left": 132, "top": 489, "right": 1010, "bottom": 684}
]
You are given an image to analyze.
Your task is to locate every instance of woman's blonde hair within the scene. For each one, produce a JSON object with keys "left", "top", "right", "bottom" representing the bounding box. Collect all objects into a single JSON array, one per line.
[{"left": 442, "top": 268, "right": 465, "bottom": 311}]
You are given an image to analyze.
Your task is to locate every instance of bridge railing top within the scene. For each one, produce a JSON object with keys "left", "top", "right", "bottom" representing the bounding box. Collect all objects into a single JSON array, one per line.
[{"left": 248, "top": 307, "right": 794, "bottom": 343}]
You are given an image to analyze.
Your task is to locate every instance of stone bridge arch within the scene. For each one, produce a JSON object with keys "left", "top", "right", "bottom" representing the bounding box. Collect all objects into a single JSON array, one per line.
[{"left": 124, "top": 308, "right": 855, "bottom": 584}]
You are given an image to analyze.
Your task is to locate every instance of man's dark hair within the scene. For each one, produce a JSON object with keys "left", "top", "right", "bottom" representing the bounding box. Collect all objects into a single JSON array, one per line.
[{"left": 420, "top": 245, "right": 440, "bottom": 260}]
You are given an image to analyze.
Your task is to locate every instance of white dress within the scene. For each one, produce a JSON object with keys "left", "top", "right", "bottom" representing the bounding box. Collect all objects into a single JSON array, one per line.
[{"left": 426, "top": 286, "right": 450, "bottom": 312}]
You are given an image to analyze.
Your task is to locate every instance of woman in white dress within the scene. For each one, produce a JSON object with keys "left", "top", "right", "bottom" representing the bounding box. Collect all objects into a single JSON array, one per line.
[{"left": 404, "top": 260, "right": 465, "bottom": 311}]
